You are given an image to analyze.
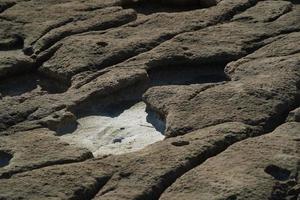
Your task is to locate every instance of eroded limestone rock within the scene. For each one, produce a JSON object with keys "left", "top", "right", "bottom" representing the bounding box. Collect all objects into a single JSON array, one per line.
[
  {"left": 160, "top": 122, "right": 300, "bottom": 200},
  {"left": 0, "top": 0, "right": 299, "bottom": 199}
]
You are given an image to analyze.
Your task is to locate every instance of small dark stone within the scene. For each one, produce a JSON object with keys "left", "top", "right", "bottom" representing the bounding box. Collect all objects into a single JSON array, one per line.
[
  {"left": 23, "top": 46, "right": 34, "bottom": 56},
  {"left": 113, "top": 137, "right": 125, "bottom": 143}
]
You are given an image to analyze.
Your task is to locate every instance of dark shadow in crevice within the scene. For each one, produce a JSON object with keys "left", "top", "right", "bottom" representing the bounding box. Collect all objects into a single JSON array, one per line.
[
  {"left": 265, "top": 165, "right": 291, "bottom": 181},
  {"left": 121, "top": 0, "right": 219, "bottom": 15},
  {"left": 88, "top": 100, "right": 140, "bottom": 118},
  {"left": 55, "top": 121, "right": 78, "bottom": 136},
  {"left": 123, "top": 2, "right": 201, "bottom": 15},
  {"left": 289, "top": 0, "right": 300, "bottom": 5},
  {"left": 225, "top": 195, "right": 238, "bottom": 200},
  {"left": 0, "top": 34, "right": 24, "bottom": 51},
  {"left": 70, "top": 78, "right": 148, "bottom": 118},
  {"left": 148, "top": 64, "right": 229, "bottom": 87},
  {"left": 0, "top": 1, "right": 15, "bottom": 13},
  {"left": 146, "top": 107, "right": 166, "bottom": 133},
  {"left": 0, "top": 72, "right": 70, "bottom": 97},
  {"left": 0, "top": 151, "right": 12, "bottom": 168}
]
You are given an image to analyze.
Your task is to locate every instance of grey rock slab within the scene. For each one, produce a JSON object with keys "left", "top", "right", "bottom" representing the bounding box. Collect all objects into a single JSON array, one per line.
[
  {"left": 143, "top": 27, "right": 300, "bottom": 136},
  {"left": 94, "top": 122, "right": 258, "bottom": 200},
  {"left": 0, "top": 1, "right": 136, "bottom": 52},
  {"left": 232, "top": 0, "right": 293, "bottom": 23},
  {"left": 0, "top": 128, "right": 92, "bottom": 178},
  {"left": 39, "top": 0, "right": 258, "bottom": 82},
  {"left": 0, "top": 67, "right": 148, "bottom": 133},
  {"left": 0, "top": 158, "right": 114, "bottom": 200},
  {"left": 160, "top": 122, "right": 300, "bottom": 200},
  {"left": 0, "top": 50, "right": 34, "bottom": 78},
  {"left": 0, "top": 122, "right": 257, "bottom": 199}
]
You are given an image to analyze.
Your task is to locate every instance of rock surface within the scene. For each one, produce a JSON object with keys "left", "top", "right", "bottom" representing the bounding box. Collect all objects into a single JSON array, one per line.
[
  {"left": 0, "top": 0, "right": 299, "bottom": 199},
  {"left": 160, "top": 122, "right": 300, "bottom": 200}
]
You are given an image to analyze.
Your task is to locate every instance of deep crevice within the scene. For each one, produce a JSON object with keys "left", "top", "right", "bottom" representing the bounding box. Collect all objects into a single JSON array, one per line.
[
  {"left": 72, "top": 175, "right": 112, "bottom": 200},
  {"left": 0, "top": 34, "right": 24, "bottom": 51},
  {"left": 0, "top": 151, "right": 12, "bottom": 168},
  {"left": 122, "top": 1, "right": 206, "bottom": 15},
  {"left": 148, "top": 64, "right": 229, "bottom": 87},
  {"left": 0, "top": 72, "right": 70, "bottom": 97},
  {"left": 27, "top": 18, "right": 75, "bottom": 52},
  {"left": 265, "top": 165, "right": 292, "bottom": 181},
  {"left": 0, "top": 1, "right": 16, "bottom": 13}
]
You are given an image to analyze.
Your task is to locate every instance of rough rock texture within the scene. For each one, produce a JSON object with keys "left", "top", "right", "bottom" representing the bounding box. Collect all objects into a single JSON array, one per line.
[
  {"left": 0, "top": 0, "right": 299, "bottom": 199},
  {"left": 287, "top": 107, "right": 300, "bottom": 122},
  {"left": 160, "top": 122, "right": 300, "bottom": 200},
  {"left": 0, "top": 128, "right": 92, "bottom": 178}
]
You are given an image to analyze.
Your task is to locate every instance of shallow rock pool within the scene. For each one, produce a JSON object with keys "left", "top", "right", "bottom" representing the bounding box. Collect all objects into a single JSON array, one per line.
[{"left": 60, "top": 102, "right": 165, "bottom": 157}]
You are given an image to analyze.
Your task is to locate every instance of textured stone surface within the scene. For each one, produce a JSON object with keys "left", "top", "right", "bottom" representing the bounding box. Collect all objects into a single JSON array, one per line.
[
  {"left": 0, "top": 128, "right": 92, "bottom": 178},
  {"left": 287, "top": 107, "right": 300, "bottom": 122},
  {"left": 160, "top": 122, "right": 300, "bottom": 200},
  {"left": 0, "top": 122, "right": 259, "bottom": 199},
  {"left": 0, "top": 0, "right": 299, "bottom": 199},
  {"left": 144, "top": 31, "right": 300, "bottom": 136}
]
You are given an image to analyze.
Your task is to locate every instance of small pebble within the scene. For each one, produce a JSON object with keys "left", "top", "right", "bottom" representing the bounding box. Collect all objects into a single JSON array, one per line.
[{"left": 113, "top": 137, "right": 125, "bottom": 143}]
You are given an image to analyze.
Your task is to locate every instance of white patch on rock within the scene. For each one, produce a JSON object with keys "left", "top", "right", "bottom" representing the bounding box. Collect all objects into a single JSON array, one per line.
[{"left": 60, "top": 102, "right": 165, "bottom": 157}]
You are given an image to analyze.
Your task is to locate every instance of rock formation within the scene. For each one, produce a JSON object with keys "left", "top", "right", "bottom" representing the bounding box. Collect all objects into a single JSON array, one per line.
[{"left": 0, "top": 0, "right": 299, "bottom": 199}]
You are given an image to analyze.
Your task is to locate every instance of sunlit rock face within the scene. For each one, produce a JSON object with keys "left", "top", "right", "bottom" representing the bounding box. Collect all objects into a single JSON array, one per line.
[{"left": 60, "top": 102, "right": 165, "bottom": 157}]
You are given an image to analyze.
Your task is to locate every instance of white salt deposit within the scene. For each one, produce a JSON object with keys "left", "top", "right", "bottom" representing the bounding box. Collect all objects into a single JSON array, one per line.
[{"left": 60, "top": 102, "right": 165, "bottom": 157}]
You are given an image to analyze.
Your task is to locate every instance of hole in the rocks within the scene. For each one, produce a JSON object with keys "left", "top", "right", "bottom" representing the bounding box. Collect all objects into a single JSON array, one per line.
[
  {"left": 122, "top": 0, "right": 218, "bottom": 15},
  {"left": 171, "top": 140, "right": 190, "bottom": 147},
  {"left": 96, "top": 41, "right": 108, "bottom": 47},
  {"left": 119, "top": 171, "right": 132, "bottom": 178},
  {"left": 0, "top": 34, "right": 24, "bottom": 51},
  {"left": 60, "top": 101, "right": 165, "bottom": 157},
  {"left": 265, "top": 165, "right": 291, "bottom": 181},
  {"left": 225, "top": 195, "right": 237, "bottom": 200},
  {"left": 148, "top": 64, "right": 229, "bottom": 86},
  {"left": 0, "top": 73, "right": 70, "bottom": 97},
  {"left": 0, "top": 151, "right": 12, "bottom": 168}
]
